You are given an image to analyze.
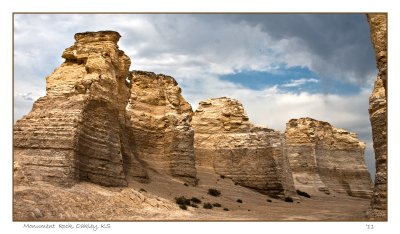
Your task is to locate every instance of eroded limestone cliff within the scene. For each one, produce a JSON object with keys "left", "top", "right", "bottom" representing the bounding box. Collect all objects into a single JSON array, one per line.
[
  {"left": 126, "top": 71, "right": 197, "bottom": 185},
  {"left": 192, "top": 97, "right": 296, "bottom": 198},
  {"left": 366, "top": 13, "right": 388, "bottom": 220},
  {"left": 13, "top": 31, "right": 148, "bottom": 187},
  {"left": 285, "top": 118, "right": 372, "bottom": 198}
]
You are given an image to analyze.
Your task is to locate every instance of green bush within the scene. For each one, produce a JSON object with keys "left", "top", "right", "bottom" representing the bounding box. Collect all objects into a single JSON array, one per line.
[
  {"left": 284, "top": 197, "right": 294, "bottom": 203},
  {"left": 175, "top": 196, "right": 191, "bottom": 206},
  {"left": 203, "top": 203, "right": 213, "bottom": 209},
  {"left": 236, "top": 199, "right": 243, "bottom": 203},
  {"left": 191, "top": 197, "right": 201, "bottom": 204},
  {"left": 208, "top": 188, "right": 221, "bottom": 197},
  {"left": 296, "top": 190, "right": 311, "bottom": 198},
  {"left": 213, "top": 203, "right": 222, "bottom": 207}
]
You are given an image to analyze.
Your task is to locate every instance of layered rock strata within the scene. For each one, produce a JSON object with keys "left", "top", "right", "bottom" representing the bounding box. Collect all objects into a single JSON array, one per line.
[
  {"left": 126, "top": 71, "right": 197, "bottom": 185},
  {"left": 13, "top": 31, "right": 148, "bottom": 187},
  {"left": 192, "top": 97, "right": 296, "bottom": 198},
  {"left": 366, "top": 13, "right": 388, "bottom": 220},
  {"left": 285, "top": 118, "right": 372, "bottom": 198}
]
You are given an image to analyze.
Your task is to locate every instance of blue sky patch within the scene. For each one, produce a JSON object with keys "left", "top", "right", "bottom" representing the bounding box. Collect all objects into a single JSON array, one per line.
[{"left": 220, "top": 66, "right": 360, "bottom": 95}]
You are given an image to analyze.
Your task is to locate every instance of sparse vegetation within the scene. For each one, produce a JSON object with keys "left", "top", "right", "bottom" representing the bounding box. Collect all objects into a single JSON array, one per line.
[
  {"left": 236, "top": 199, "right": 243, "bottom": 203},
  {"left": 223, "top": 208, "right": 229, "bottom": 211},
  {"left": 191, "top": 197, "right": 201, "bottom": 204},
  {"left": 296, "top": 190, "right": 311, "bottom": 198},
  {"left": 175, "top": 196, "right": 191, "bottom": 206},
  {"left": 203, "top": 203, "right": 213, "bottom": 209},
  {"left": 213, "top": 203, "right": 222, "bottom": 207},
  {"left": 208, "top": 188, "right": 221, "bottom": 197},
  {"left": 220, "top": 175, "right": 225, "bottom": 179},
  {"left": 179, "top": 204, "right": 187, "bottom": 210},
  {"left": 191, "top": 204, "right": 198, "bottom": 208},
  {"left": 284, "top": 197, "right": 294, "bottom": 203},
  {"left": 183, "top": 183, "right": 189, "bottom": 187},
  {"left": 267, "top": 199, "right": 272, "bottom": 202}
]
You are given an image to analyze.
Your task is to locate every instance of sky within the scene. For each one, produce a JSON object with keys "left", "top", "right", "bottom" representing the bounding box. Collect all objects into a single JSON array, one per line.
[{"left": 13, "top": 14, "right": 377, "bottom": 179}]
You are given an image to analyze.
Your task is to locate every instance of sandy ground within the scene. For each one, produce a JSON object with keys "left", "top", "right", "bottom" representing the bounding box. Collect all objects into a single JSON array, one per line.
[{"left": 13, "top": 166, "right": 370, "bottom": 221}]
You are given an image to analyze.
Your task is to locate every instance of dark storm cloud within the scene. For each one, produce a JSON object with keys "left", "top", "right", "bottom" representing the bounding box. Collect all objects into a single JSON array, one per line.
[{"left": 218, "top": 14, "right": 377, "bottom": 86}]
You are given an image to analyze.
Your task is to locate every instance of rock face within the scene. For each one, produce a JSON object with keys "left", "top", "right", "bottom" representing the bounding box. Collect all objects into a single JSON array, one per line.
[
  {"left": 13, "top": 31, "right": 148, "bottom": 187},
  {"left": 366, "top": 13, "right": 387, "bottom": 220},
  {"left": 285, "top": 118, "right": 372, "bottom": 198},
  {"left": 126, "top": 71, "right": 197, "bottom": 185},
  {"left": 192, "top": 97, "right": 296, "bottom": 198}
]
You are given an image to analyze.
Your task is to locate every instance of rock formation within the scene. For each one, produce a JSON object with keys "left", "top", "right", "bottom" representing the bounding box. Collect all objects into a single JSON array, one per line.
[
  {"left": 192, "top": 97, "right": 296, "bottom": 198},
  {"left": 13, "top": 31, "right": 148, "bottom": 187},
  {"left": 366, "top": 13, "right": 388, "bottom": 220},
  {"left": 126, "top": 71, "right": 197, "bottom": 185},
  {"left": 285, "top": 118, "right": 372, "bottom": 198}
]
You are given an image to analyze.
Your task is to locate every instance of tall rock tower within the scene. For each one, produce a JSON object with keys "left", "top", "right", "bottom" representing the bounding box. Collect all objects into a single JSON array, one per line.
[{"left": 14, "top": 31, "right": 148, "bottom": 187}]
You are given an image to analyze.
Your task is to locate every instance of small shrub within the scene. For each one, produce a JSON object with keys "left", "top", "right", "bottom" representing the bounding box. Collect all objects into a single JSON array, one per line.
[
  {"left": 267, "top": 199, "right": 272, "bottom": 203},
  {"left": 220, "top": 175, "right": 225, "bottom": 179},
  {"left": 191, "top": 204, "right": 199, "bottom": 208},
  {"left": 183, "top": 183, "right": 189, "bottom": 187},
  {"left": 203, "top": 203, "right": 213, "bottom": 209},
  {"left": 139, "top": 188, "right": 147, "bottom": 193},
  {"left": 208, "top": 188, "right": 221, "bottom": 197},
  {"left": 213, "top": 203, "right": 222, "bottom": 207},
  {"left": 284, "top": 197, "right": 294, "bottom": 203},
  {"left": 191, "top": 197, "right": 201, "bottom": 204},
  {"left": 236, "top": 199, "right": 243, "bottom": 203},
  {"left": 179, "top": 204, "right": 187, "bottom": 210},
  {"left": 223, "top": 208, "right": 229, "bottom": 211},
  {"left": 234, "top": 182, "right": 239, "bottom": 185},
  {"left": 175, "top": 196, "right": 191, "bottom": 206},
  {"left": 296, "top": 190, "right": 311, "bottom": 198}
]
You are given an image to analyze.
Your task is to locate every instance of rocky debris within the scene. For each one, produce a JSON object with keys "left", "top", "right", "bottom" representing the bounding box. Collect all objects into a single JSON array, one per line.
[
  {"left": 13, "top": 31, "right": 148, "bottom": 187},
  {"left": 285, "top": 118, "right": 372, "bottom": 198},
  {"left": 192, "top": 97, "right": 296, "bottom": 198},
  {"left": 126, "top": 71, "right": 197, "bottom": 185},
  {"left": 13, "top": 182, "right": 189, "bottom": 221},
  {"left": 366, "top": 13, "right": 387, "bottom": 220}
]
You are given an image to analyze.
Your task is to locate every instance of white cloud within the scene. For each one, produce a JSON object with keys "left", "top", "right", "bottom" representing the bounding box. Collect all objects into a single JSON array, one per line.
[{"left": 281, "top": 78, "right": 319, "bottom": 88}]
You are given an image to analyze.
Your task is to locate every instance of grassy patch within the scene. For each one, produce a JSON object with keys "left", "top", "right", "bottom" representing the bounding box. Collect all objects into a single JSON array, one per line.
[
  {"left": 212, "top": 203, "right": 222, "bottom": 207},
  {"left": 203, "top": 203, "right": 213, "bottom": 209},
  {"left": 208, "top": 188, "right": 221, "bottom": 197},
  {"left": 175, "top": 196, "right": 191, "bottom": 206},
  {"left": 190, "top": 197, "right": 201, "bottom": 204},
  {"left": 284, "top": 197, "right": 294, "bottom": 203}
]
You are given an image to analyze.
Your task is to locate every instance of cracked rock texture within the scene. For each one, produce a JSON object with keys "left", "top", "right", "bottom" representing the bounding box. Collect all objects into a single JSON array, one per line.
[
  {"left": 13, "top": 31, "right": 148, "bottom": 187},
  {"left": 126, "top": 71, "right": 197, "bottom": 185},
  {"left": 192, "top": 97, "right": 296, "bottom": 198},
  {"left": 285, "top": 118, "right": 372, "bottom": 198},
  {"left": 366, "top": 13, "right": 387, "bottom": 220}
]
